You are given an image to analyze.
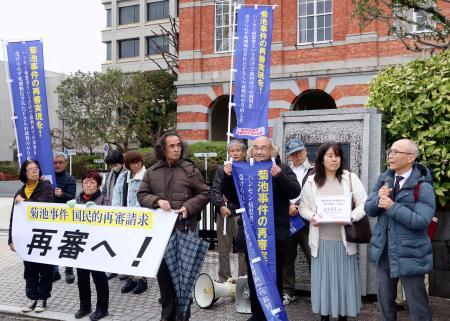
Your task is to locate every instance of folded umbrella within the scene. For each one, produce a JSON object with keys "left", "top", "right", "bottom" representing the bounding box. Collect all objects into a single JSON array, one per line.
[{"left": 164, "top": 227, "right": 209, "bottom": 318}]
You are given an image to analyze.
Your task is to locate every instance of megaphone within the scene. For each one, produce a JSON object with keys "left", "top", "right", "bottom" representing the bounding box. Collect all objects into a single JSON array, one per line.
[{"left": 194, "top": 273, "right": 236, "bottom": 308}]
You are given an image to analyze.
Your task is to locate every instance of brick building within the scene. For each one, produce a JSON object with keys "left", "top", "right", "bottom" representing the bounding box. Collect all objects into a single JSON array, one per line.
[{"left": 175, "top": 0, "right": 446, "bottom": 142}]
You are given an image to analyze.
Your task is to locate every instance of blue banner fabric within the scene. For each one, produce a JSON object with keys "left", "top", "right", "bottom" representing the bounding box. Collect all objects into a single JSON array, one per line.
[
  {"left": 6, "top": 40, "right": 56, "bottom": 186},
  {"left": 232, "top": 161, "right": 288, "bottom": 321},
  {"left": 232, "top": 6, "right": 273, "bottom": 140}
]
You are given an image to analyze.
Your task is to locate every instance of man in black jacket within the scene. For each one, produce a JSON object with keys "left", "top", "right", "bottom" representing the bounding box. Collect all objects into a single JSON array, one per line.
[
  {"left": 211, "top": 140, "right": 247, "bottom": 282},
  {"left": 52, "top": 151, "right": 77, "bottom": 283},
  {"left": 53, "top": 152, "right": 76, "bottom": 203},
  {"left": 245, "top": 136, "right": 301, "bottom": 321}
]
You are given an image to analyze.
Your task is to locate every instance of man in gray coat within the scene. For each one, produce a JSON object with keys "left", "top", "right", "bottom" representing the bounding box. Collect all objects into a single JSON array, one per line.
[{"left": 365, "top": 139, "right": 435, "bottom": 321}]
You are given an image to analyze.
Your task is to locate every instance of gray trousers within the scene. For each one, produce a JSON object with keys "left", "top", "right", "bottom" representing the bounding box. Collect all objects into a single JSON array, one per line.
[
  {"left": 377, "top": 249, "right": 431, "bottom": 321},
  {"left": 216, "top": 214, "right": 247, "bottom": 282},
  {"left": 282, "top": 226, "right": 311, "bottom": 296}
]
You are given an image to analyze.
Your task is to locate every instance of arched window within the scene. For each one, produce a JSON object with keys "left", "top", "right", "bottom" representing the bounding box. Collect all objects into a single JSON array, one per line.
[
  {"left": 209, "top": 95, "right": 237, "bottom": 141},
  {"left": 292, "top": 89, "right": 336, "bottom": 110}
]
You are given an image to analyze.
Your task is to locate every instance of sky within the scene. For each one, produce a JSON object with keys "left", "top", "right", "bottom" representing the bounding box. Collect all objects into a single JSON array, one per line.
[{"left": 0, "top": 0, "right": 105, "bottom": 75}]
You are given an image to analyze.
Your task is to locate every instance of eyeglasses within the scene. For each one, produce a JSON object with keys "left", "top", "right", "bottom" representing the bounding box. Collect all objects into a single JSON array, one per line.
[
  {"left": 253, "top": 146, "right": 270, "bottom": 152},
  {"left": 26, "top": 167, "right": 39, "bottom": 173},
  {"left": 82, "top": 180, "right": 97, "bottom": 185},
  {"left": 387, "top": 148, "right": 413, "bottom": 156}
]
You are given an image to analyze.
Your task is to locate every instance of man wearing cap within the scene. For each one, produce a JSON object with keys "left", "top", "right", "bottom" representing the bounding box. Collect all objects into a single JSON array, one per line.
[{"left": 282, "top": 138, "right": 314, "bottom": 305}]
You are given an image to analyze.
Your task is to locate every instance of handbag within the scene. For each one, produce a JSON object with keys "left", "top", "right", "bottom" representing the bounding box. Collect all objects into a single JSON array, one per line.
[{"left": 344, "top": 172, "right": 371, "bottom": 244}]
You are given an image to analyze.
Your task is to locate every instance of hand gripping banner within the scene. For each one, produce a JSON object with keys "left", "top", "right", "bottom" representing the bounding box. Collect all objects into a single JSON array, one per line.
[
  {"left": 6, "top": 40, "right": 56, "bottom": 185},
  {"left": 232, "top": 161, "right": 288, "bottom": 321},
  {"left": 11, "top": 202, "right": 178, "bottom": 277},
  {"left": 232, "top": 6, "right": 273, "bottom": 140}
]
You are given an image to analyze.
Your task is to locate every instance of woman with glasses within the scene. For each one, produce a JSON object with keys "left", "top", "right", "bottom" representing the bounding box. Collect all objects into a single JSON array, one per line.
[
  {"left": 112, "top": 150, "right": 148, "bottom": 295},
  {"left": 8, "top": 160, "right": 54, "bottom": 313},
  {"left": 299, "top": 143, "right": 368, "bottom": 321},
  {"left": 73, "top": 170, "right": 110, "bottom": 321}
]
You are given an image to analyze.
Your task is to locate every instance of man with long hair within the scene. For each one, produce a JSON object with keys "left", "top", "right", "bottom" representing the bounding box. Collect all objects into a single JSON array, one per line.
[{"left": 137, "top": 132, "right": 209, "bottom": 321}]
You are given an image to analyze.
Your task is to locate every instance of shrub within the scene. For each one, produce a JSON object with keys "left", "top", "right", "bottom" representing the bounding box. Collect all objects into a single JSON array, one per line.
[
  {"left": 0, "top": 161, "right": 19, "bottom": 175},
  {"left": 71, "top": 155, "right": 105, "bottom": 178},
  {"left": 367, "top": 50, "right": 450, "bottom": 207}
]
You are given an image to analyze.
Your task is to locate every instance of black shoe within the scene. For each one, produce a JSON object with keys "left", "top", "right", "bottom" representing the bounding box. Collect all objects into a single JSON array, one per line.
[
  {"left": 66, "top": 272, "right": 75, "bottom": 284},
  {"left": 133, "top": 279, "right": 148, "bottom": 294},
  {"left": 53, "top": 271, "right": 61, "bottom": 282},
  {"left": 106, "top": 273, "right": 117, "bottom": 280},
  {"left": 320, "top": 316, "right": 330, "bottom": 321},
  {"left": 338, "top": 316, "right": 348, "bottom": 321},
  {"left": 89, "top": 310, "right": 108, "bottom": 321},
  {"left": 121, "top": 279, "right": 137, "bottom": 293},
  {"left": 75, "top": 307, "right": 92, "bottom": 319}
]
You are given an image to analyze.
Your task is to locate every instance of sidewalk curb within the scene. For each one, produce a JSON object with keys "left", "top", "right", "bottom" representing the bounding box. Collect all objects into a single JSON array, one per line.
[{"left": 0, "top": 304, "right": 113, "bottom": 321}]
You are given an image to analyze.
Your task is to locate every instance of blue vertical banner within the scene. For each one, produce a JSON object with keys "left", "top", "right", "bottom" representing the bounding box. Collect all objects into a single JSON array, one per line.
[
  {"left": 232, "top": 6, "right": 273, "bottom": 140},
  {"left": 6, "top": 40, "right": 56, "bottom": 186},
  {"left": 232, "top": 161, "right": 288, "bottom": 321}
]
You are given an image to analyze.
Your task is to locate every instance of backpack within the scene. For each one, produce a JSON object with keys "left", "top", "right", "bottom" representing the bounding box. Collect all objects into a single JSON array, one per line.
[{"left": 414, "top": 181, "right": 438, "bottom": 240}]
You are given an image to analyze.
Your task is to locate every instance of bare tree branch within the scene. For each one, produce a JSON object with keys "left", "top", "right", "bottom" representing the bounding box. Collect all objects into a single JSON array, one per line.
[
  {"left": 352, "top": 0, "right": 450, "bottom": 52},
  {"left": 144, "top": 15, "right": 179, "bottom": 77}
]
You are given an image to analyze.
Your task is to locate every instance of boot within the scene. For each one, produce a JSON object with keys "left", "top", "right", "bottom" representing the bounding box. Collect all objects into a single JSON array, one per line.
[
  {"left": 320, "top": 316, "right": 330, "bottom": 321},
  {"left": 133, "top": 279, "right": 148, "bottom": 294},
  {"left": 121, "top": 279, "right": 137, "bottom": 293}
]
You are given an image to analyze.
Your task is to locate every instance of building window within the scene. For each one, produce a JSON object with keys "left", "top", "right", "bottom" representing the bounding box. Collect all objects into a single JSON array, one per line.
[
  {"left": 118, "top": 38, "right": 139, "bottom": 58},
  {"left": 412, "top": 10, "right": 432, "bottom": 33},
  {"left": 106, "top": 9, "right": 112, "bottom": 27},
  {"left": 215, "top": 0, "right": 241, "bottom": 52},
  {"left": 298, "top": 0, "right": 332, "bottom": 44},
  {"left": 119, "top": 5, "right": 140, "bottom": 25},
  {"left": 394, "top": 8, "right": 434, "bottom": 35},
  {"left": 147, "top": 0, "right": 169, "bottom": 21},
  {"left": 147, "top": 35, "right": 169, "bottom": 55},
  {"left": 105, "top": 42, "right": 112, "bottom": 60}
]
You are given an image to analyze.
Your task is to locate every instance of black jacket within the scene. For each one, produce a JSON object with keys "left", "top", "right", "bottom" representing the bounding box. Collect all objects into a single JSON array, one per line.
[
  {"left": 211, "top": 165, "right": 240, "bottom": 209},
  {"left": 272, "top": 162, "right": 302, "bottom": 241},
  {"left": 54, "top": 171, "right": 76, "bottom": 203},
  {"left": 8, "top": 180, "right": 54, "bottom": 245}
]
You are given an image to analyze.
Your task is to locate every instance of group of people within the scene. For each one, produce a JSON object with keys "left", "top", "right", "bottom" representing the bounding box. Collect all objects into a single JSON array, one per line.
[{"left": 7, "top": 132, "right": 435, "bottom": 321}]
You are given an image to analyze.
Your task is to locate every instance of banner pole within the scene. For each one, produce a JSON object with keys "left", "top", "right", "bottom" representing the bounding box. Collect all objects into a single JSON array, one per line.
[
  {"left": 1, "top": 39, "right": 22, "bottom": 165},
  {"left": 226, "top": 2, "right": 238, "bottom": 162}
]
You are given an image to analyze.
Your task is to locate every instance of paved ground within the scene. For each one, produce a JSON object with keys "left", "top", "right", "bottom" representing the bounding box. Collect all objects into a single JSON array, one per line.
[
  {"left": 0, "top": 312, "right": 58, "bottom": 321},
  {"left": 1, "top": 187, "right": 450, "bottom": 321}
]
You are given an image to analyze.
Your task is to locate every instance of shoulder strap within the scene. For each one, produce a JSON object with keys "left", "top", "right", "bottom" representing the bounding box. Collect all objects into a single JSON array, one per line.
[
  {"left": 348, "top": 172, "right": 353, "bottom": 193},
  {"left": 122, "top": 178, "right": 129, "bottom": 206},
  {"left": 414, "top": 182, "right": 422, "bottom": 202},
  {"left": 301, "top": 167, "right": 315, "bottom": 187}
]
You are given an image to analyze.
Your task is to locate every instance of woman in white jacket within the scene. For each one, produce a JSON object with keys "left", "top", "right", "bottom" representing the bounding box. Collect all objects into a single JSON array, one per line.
[
  {"left": 112, "top": 150, "right": 147, "bottom": 294},
  {"left": 299, "top": 143, "right": 367, "bottom": 321}
]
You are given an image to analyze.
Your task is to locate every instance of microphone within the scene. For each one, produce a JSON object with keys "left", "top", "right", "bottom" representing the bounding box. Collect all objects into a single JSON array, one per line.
[
  {"left": 383, "top": 176, "right": 394, "bottom": 199},
  {"left": 384, "top": 176, "right": 394, "bottom": 189}
]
